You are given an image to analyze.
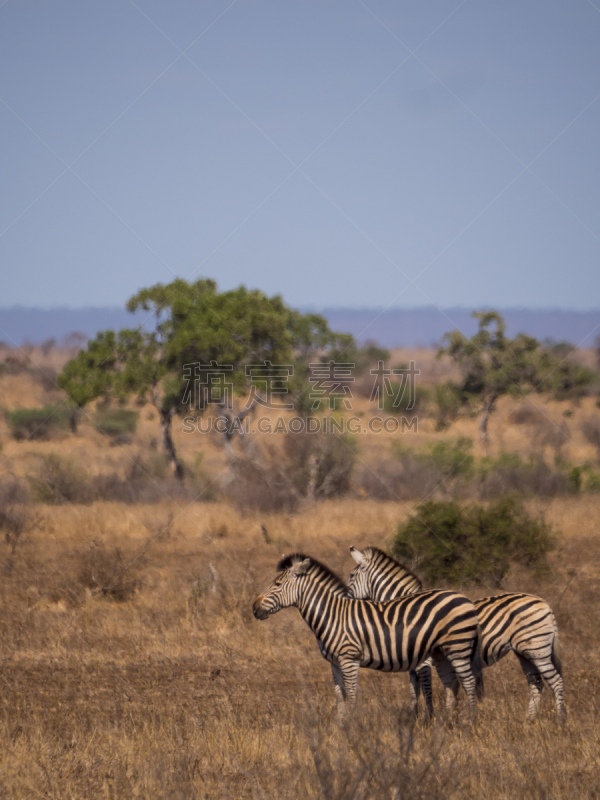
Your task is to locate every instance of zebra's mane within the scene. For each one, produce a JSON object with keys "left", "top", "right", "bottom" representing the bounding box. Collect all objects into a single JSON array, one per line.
[
  {"left": 277, "top": 553, "right": 348, "bottom": 594},
  {"left": 366, "top": 547, "right": 423, "bottom": 590}
]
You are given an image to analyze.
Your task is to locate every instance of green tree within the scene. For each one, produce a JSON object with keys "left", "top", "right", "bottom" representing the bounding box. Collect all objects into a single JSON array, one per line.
[
  {"left": 439, "top": 311, "right": 541, "bottom": 442},
  {"left": 57, "top": 330, "right": 124, "bottom": 432},
  {"left": 58, "top": 279, "right": 351, "bottom": 479}
]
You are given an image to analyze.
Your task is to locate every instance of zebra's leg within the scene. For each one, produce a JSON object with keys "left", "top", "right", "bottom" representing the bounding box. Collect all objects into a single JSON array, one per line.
[
  {"left": 441, "top": 652, "right": 477, "bottom": 719},
  {"left": 433, "top": 655, "right": 460, "bottom": 714},
  {"left": 331, "top": 663, "right": 347, "bottom": 717},
  {"left": 416, "top": 659, "right": 434, "bottom": 719},
  {"left": 516, "top": 655, "right": 543, "bottom": 721},
  {"left": 517, "top": 654, "right": 566, "bottom": 723},
  {"left": 409, "top": 670, "right": 420, "bottom": 717},
  {"left": 339, "top": 659, "right": 361, "bottom": 710}
]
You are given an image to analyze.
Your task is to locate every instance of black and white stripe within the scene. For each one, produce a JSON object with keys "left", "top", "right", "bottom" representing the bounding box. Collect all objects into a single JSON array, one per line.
[
  {"left": 253, "top": 553, "right": 480, "bottom": 717},
  {"left": 348, "top": 546, "right": 565, "bottom": 721}
]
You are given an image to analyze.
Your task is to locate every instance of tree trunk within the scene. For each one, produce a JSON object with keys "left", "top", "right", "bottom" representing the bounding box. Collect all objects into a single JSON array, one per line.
[
  {"left": 479, "top": 394, "right": 498, "bottom": 444},
  {"left": 160, "top": 408, "right": 184, "bottom": 481},
  {"left": 69, "top": 406, "right": 79, "bottom": 434}
]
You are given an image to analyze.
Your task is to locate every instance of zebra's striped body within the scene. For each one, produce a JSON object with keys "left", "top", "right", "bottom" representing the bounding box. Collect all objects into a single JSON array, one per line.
[
  {"left": 253, "top": 553, "right": 480, "bottom": 716},
  {"left": 348, "top": 546, "right": 565, "bottom": 721},
  {"left": 346, "top": 546, "right": 435, "bottom": 716}
]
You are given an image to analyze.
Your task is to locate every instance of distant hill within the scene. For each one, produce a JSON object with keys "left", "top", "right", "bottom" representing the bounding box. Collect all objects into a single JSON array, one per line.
[
  {"left": 319, "top": 308, "right": 600, "bottom": 348},
  {"left": 0, "top": 306, "right": 599, "bottom": 349}
]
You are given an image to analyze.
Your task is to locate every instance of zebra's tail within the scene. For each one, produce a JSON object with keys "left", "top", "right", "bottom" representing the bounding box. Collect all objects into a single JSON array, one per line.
[
  {"left": 551, "top": 630, "right": 563, "bottom": 677},
  {"left": 471, "top": 624, "right": 485, "bottom": 701}
]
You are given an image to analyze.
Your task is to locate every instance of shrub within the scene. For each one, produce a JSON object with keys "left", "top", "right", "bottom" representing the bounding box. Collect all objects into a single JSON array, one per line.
[
  {"left": 567, "top": 464, "right": 600, "bottom": 493},
  {"left": 94, "top": 408, "right": 139, "bottom": 444},
  {"left": 365, "top": 437, "right": 474, "bottom": 501},
  {"left": 77, "top": 542, "right": 142, "bottom": 602},
  {"left": 29, "top": 366, "right": 58, "bottom": 393},
  {"left": 0, "top": 476, "right": 35, "bottom": 566},
  {"left": 382, "top": 384, "right": 429, "bottom": 415},
  {"left": 357, "top": 457, "right": 443, "bottom": 501},
  {"left": 28, "top": 452, "right": 197, "bottom": 506},
  {"left": 353, "top": 341, "right": 391, "bottom": 375},
  {"left": 7, "top": 406, "right": 70, "bottom": 441},
  {"left": 477, "top": 452, "right": 570, "bottom": 499},
  {"left": 224, "top": 430, "right": 357, "bottom": 512},
  {"left": 392, "top": 495, "right": 556, "bottom": 587},
  {"left": 29, "top": 453, "right": 95, "bottom": 504},
  {"left": 544, "top": 359, "right": 597, "bottom": 401},
  {"left": 431, "top": 381, "right": 463, "bottom": 430},
  {"left": 509, "top": 401, "right": 545, "bottom": 426},
  {"left": 224, "top": 458, "right": 301, "bottom": 514},
  {"left": 425, "top": 437, "right": 474, "bottom": 480},
  {"left": 283, "top": 430, "right": 357, "bottom": 498},
  {"left": 581, "top": 417, "right": 600, "bottom": 462}
]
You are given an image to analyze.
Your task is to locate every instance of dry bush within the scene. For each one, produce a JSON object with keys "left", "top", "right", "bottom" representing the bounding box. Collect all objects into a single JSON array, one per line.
[
  {"left": 537, "top": 419, "right": 571, "bottom": 463},
  {"left": 357, "top": 457, "right": 444, "bottom": 501},
  {"left": 509, "top": 403, "right": 572, "bottom": 461},
  {"left": 77, "top": 542, "right": 142, "bottom": 602},
  {"left": 224, "top": 431, "right": 357, "bottom": 513},
  {"left": 29, "top": 453, "right": 95, "bottom": 504},
  {"left": 478, "top": 454, "right": 570, "bottom": 500},
  {"left": 0, "top": 476, "right": 36, "bottom": 567},
  {"left": 224, "top": 457, "right": 301, "bottom": 513},
  {"left": 509, "top": 401, "right": 546, "bottom": 426},
  {"left": 28, "top": 452, "right": 201, "bottom": 505},
  {"left": 283, "top": 430, "right": 356, "bottom": 499},
  {"left": 581, "top": 416, "right": 600, "bottom": 462},
  {"left": 29, "top": 365, "right": 59, "bottom": 393},
  {"left": 357, "top": 439, "right": 473, "bottom": 502}
]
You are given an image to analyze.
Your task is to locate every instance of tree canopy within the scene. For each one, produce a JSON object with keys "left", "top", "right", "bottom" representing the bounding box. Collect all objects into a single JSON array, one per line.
[
  {"left": 58, "top": 279, "right": 353, "bottom": 478},
  {"left": 438, "top": 310, "right": 596, "bottom": 441}
]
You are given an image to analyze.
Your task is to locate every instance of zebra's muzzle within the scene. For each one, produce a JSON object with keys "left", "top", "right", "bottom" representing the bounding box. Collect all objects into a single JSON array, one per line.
[{"left": 252, "top": 597, "right": 270, "bottom": 620}]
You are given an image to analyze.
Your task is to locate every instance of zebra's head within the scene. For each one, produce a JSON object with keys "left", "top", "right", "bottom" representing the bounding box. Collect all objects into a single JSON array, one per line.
[
  {"left": 347, "top": 546, "right": 373, "bottom": 599},
  {"left": 348, "top": 546, "right": 422, "bottom": 601},
  {"left": 252, "top": 554, "right": 312, "bottom": 620},
  {"left": 253, "top": 553, "right": 348, "bottom": 620}
]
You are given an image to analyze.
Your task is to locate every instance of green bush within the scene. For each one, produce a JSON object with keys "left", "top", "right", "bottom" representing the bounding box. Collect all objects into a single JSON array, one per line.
[
  {"left": 94, "top": 408, "right": 139, "bottom": 444},
  {"left": 388, "top": 436, "right": 474, "bottom": 489},
  {"left": 392, "top": 495, "right": 556, "bottom": 587},
  {"left": 567, "top": 464, "right": 600, "bottom": 493},
  {"left": 432, "top": 381, "right": 463, "bottom": 430},
  {"left": 426, "top": 437, "right": 474, "bottom": 480},
  {"left": 382, "top": 384, "right": 429, "bottom": 415},
  {"left": 7, "top": 406, "right": 70, "bottom": 441}
]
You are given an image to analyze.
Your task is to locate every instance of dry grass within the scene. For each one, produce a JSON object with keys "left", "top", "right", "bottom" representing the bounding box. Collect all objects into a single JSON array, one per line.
[{"left": 0, "top": 497, "right": 599, "bottom": 797}]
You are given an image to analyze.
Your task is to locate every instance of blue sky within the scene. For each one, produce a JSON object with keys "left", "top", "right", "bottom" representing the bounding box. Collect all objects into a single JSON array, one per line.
[{"left": 1, "top": 0, "right": 599, "bottom": 313}]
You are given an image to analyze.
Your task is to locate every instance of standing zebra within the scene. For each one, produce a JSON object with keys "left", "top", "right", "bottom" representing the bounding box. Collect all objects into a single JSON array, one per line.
[
  {"left": 348, "top": 546, "right": 566, "bottom": 722},
  {"left": 253, "top": 553, "right": 481, "bottom": 717}
]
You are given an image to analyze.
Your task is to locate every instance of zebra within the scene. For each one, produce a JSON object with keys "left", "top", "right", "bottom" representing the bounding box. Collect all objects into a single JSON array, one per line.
[
  {"left": 252, "top": 553, "right": 481, "bottom": 717},
  {"left": 344, "top": 545, "right": 437, "bottom": 718},
  {"left": 348, "top": 546, "right": 566, "bottom": 722}
]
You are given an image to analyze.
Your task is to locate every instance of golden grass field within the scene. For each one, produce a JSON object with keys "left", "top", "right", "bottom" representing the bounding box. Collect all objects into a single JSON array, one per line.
[{"left": 1, "top": 349, "right": 600, "bottom": 798}]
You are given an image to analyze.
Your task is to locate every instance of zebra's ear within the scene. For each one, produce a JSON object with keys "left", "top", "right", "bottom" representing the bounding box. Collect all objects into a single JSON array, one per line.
[
  {"left": 290, "top": 558, "right": 311, "bottom": 576},
  {"left": 350, "top": 546, "right": 366, "bottom": 566}
]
